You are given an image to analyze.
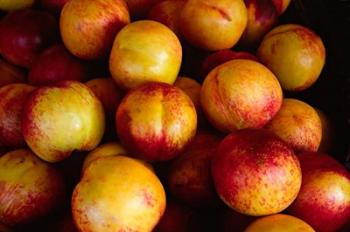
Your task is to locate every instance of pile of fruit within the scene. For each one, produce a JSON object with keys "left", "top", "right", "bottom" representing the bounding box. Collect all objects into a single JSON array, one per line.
[{"left": 0, "top": 0, "right": 349, "bottom": 231}]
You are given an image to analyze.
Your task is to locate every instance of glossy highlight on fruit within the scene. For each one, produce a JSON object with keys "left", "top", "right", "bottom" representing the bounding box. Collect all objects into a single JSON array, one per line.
[
  {"left": 72, "top": 155, "right": 166, "bottom": 232},
  {"left": 22, "top": 81, "right": 105, "bottom": 163},
  {"left": 288, "top": 153, "right": 350, "bottom": 232},
  {"left": 109, "top": 20, "right": 182, "bottom": 90},
  {"left": 257, "top": 24, "right": 326, "bottom": 91}
]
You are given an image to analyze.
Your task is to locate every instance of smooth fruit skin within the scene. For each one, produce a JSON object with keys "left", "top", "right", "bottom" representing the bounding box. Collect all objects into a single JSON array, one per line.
[
  {"left": 257, "top": 24, "right": 326, "bottom": 91},
  {"left": 0, "top": 0, "right": 34, "bottom": 11},
  {"left": 212, "top": 129, "right": 302, "bottom": 216},
  {"left": 0, "top": 9, "right": 58, "bottom": 68},
  {"left": 272, "top": 0, "right": 291, "bottom": 15},
  {"left": 0, "top": 59, "right": 26, "bottom": 87},
  {"left": 85, "top": 78, "right": 123, "bottom": 122},
  {"left": 200, "top": 59, "right": 283, "bottom": 133},
  {"left": 21, "top": 81, "right": 105, "bottom": 163},
  {"left": 265, "top": 98, "right": 322, "bottom": 152},
  {"left": 147, "top": 0, "right": 187, "bottom": 37},
  {"left": 244, "top": 214, "right": 315, "bottom": 232},
  {"left": 82, "top": 142, "right": 127, "bottom": 172},
  {"left": 109, "top": 20, "right": 182, "bottom": 90},
  {"left": 116, "top": 82, "right": 197, "bottom": 162},
  {"left": 288, "top": 153, "right": 350, "bottom": 232},
  {"left": 0, "top": 149, "right": 65, "bottom": 226},
  {"left": 200, "top": 50, "right": 258, "bottom": 77},
  {"left": 179, "top": 0, "right": 248, "bottom": 51},
  {"left": 72, "top": 155, "right": 166, "bottom": 232},
  {"left": 168, "top": 130, "right": 221, "bottom": 207},
  {"left": 60, "top": 0, "right": 130, "bottom": 60},
  {"left": 0, "top": 84, "right": 35, "bottom": 148},
  {"left": 28, "top": 44, "right": 88, "bottom": 86},
  {"left": 240, "top": 0, "right": 278, "bottom": 47}
]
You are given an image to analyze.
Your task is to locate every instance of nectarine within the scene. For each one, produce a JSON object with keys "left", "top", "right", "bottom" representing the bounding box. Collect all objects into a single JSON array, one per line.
[
  {"left": 116, "top": 82, "right": 197, "bottom": 162},
  {"left": 257, "top": 24, "right": 326, "bottom": 91},
  {"left": 72, "top": 155, "right": 166, "bottom": 232},
  {"left": 109, "top": 20, "right": 182, "bottom": 89},
  {"left": 201, "top": 59, "right": 282, "bottom": 132}
]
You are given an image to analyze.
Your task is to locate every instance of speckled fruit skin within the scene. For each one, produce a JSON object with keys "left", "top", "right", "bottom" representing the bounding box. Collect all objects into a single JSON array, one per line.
[
  {"left": 0, "top": 84, "right": 35, "bottom": 148},
  {"left": 168, "top": 130, "right": 221, "bottom": 207},
  {"left": 109, "top": 20, "right": 182, "bottom": 90},
  {"left": 82, "top": 142, "right": 127, "bottom": 172},
  {"left": 85, "top": 78, "right": 123, "bottom": 122},
  {"left": 147, "top": 0, "right": 187, "bottom": 37},
  {"left": 0, "top": 59, "right": 26, "bottom": 87},
  {"left": 179, "top": 0, "right": 248, "bottom": 51},
  {"left": 200, "top": 59, "right": 283, "bottom": 133},
  {"left": 212, "top": 129, "right": 302, "bottom": 216},
  {"left": 0, "top": 149, "right": 65, "bottom": 226},
  {"left": 200, "top": 50, "right": 258, "bottom": 77},
  {"left": 244, "top": 214, "right": 315, "bottom": 232},
  {"left": 265, "top": 98, "right": 322, "bottom": 153},
  {"left": 272, "top": 0, "right": 291, "bottom": 15},
  {"left": 72, "top": 155, "right": 166, "bottom": 232},
  {"left": 241, "top": 0, "right": 278, "bottom": 47},
  {"left": 0, "top": 0, "right": 34, "bottom": 11},
  {"left": 257, "top": 24, "right": 326, "bottom": 91},
  {"left": 288, "top": 153, "right": 350, "bottom": 232},
  {"left": 0, "top": 9, "right": 58, "bottom": 68},
  {"left": 124, "top": 0, "right": 163, "bottom": 19},
  {"left": 29, "top": 44, "right": 88, "bottom": 86},
  {"left": 21, "top": 80, "right": 105, "bottom": 163},
  {"left": 116, "top": 82, "right": 197, "bottom": 162},
  {"left": 60, "top": 0, "right": 130, "bottom": 60}
]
